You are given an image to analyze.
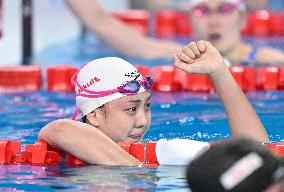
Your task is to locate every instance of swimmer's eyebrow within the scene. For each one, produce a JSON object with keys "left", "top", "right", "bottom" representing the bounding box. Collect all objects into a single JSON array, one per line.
[{"left": 127, "top": 95, "right": 151, "bottom": 104}]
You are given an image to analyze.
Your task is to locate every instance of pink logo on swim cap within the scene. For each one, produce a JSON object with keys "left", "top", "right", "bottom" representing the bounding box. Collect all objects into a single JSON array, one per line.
[{"left": 78, "top": 76, "right": 100, "bottom": 95}]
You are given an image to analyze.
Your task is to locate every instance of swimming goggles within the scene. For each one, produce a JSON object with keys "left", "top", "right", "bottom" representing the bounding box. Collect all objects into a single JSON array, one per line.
[
  {"left": 73, "top": 76, "right": 154, "bottom": 98},
  {"left": 192, "top": 2, "right": 239, "bottom": 17}
]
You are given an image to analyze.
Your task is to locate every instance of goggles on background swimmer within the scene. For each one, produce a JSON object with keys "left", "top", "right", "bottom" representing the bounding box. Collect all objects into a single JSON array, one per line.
[{"left": 191, "top": 2, "right": 240, "bottom": 17}]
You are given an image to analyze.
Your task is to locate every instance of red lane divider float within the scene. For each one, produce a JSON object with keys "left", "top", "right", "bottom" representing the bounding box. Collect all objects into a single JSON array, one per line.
[
  {"left": 20, "top": 141, "right": 62, "bottom": 165},
  {"left": 112, "top": 10, "right": 150, "bottom": 35},
  {"left": 155, "top": 11, "right": 193, "bottom": 37},
  {"left": 0, "top": 65, "right": 284, "bottom": 92},
  {"left": 103, "top": 9, "right": 284, "bottom": 37},
  {"left": 243, "top": 10, "right": 271, "bottom": 37},
  {"left": 257, "top": 67, "right": 280, "bottom": 90},
  {"left": 0, "top": 139, "right": 158, "bottom": 166},
  {"left": 155, "top": 11, "right": 179, "bottom": 38},
  {"left": 155, "top": 10, "right": 284, "bottom": 37},
  {"left": 0, "top": 65, "right": 41, "bottom": 91},
  {"left": 135, "top": 64, "right": 151, "bottom": 77},
  {"left": 151, "top": 65, "right": 182, "bottom": 92},
  {"left": 0, "top": 139, "right": 21, "bottom": 163},
  {"left": 279, "top": 68, "right": 284, "bottom": 90},
  {"left": 270, "top": 12, "right": 284, "bottom": 36},
  {"left": 0, "top": 139, "right": 284, "bottom": 166},
  {"left": 47, "top": 65, "right": 78, "bottom": 92}
]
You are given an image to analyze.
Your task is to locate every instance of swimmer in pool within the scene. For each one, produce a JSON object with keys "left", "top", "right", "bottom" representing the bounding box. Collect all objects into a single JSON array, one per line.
[
  {"left": 38, "top": 40, "right": 269, "bottom": 166},
  {"left": 66, "top": 0, "right": 284, "bottom": 66}
]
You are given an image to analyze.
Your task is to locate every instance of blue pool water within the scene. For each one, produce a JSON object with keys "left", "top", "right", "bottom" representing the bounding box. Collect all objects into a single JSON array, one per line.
[
  {"left": 1, "top": 35, "right": 284, "bottom": 191},
  {"left": 0, "top": 90, "right": 284, "bottom": 191}
]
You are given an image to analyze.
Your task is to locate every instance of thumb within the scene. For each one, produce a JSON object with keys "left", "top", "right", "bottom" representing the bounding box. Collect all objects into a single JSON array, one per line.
[
  {"left": 173, "top": 53, "right": 186, "bottom": 70},
  {"left": 173, "top": 53, "right": 180, "bottom": 65}
]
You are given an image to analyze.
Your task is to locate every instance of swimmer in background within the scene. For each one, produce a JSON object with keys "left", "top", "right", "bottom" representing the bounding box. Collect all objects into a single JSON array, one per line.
[
  {"left": 66, "top": 0, "right": 284, "bottom": 66},
  {"left": 38, "top": 40, "right": 268, "bottom": 166}
]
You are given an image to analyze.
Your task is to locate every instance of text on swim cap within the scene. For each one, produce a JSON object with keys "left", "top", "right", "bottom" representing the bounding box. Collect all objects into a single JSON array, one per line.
[{"left": 78, "top": 76, "right": 100, "bottom": 94}]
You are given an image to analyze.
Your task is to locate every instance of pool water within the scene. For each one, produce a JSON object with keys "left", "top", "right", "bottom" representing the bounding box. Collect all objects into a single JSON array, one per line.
[
  {"left": 1, "top": 35, "right": 284, "bottom": 191},
  {"left": 0, "top": 89, "right": 284, "bottom": 191}
]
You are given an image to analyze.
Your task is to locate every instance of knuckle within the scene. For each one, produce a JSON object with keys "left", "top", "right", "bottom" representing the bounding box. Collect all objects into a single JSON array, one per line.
[{"left": 182, "top": 47, "right": 188, "bottom": 52}]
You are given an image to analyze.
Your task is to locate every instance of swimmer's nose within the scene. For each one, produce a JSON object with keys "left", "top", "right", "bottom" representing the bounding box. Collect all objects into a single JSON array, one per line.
[{"left": 135, "top": 109, "right": 149, "bottom": 129}]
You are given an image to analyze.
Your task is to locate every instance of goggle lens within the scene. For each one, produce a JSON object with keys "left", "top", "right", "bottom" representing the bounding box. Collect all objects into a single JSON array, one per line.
[
  {"left": 193, "top": 5, "right": 210, "bottom": 17},
  {"left": 192, "top": 3, "right": 237, "bottom": 17},
  {"left": 118, "top": 77, "right": 154, "bottom": 95}
]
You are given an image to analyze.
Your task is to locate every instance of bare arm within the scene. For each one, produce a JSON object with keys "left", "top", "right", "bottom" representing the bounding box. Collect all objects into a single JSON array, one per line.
[
  {"left": 256, "top": 47, "right": 284, "bottom": 67},
  {"left": 174, "top": 41, "right": 269, "bottom": 142},
  {"left": 130, "top": 0, "right": 190, "bottom": 11},
  {"left": 65, "top": 0, "right": 182, "bottom": 58},
  {"left": 38, "top": 119, "right": 141, "bottom": 166}
]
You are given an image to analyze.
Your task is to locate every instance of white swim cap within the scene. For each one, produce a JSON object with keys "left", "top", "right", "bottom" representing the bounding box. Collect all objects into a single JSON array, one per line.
[{"left": 73, "top": 57, "right": 147, "bottom": 117}]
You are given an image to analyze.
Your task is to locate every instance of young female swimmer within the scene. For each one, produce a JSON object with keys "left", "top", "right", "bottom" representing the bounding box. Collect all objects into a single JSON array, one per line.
[{"left": 38, "top": 41, "right": 269, "bottom": 166}]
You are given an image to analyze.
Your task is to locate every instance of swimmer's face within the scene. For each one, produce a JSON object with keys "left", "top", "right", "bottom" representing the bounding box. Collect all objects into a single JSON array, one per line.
[
  {"left": 88, "top": 92, "right": 151, "bottom": 143},
  {"left": 190, "top": 0, "right": 245, "bottom": 53}
]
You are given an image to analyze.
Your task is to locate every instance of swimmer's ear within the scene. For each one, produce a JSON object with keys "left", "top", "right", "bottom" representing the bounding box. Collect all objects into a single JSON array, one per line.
[{"left": 86, "top": 111, "right": 100, "bottom": 127}]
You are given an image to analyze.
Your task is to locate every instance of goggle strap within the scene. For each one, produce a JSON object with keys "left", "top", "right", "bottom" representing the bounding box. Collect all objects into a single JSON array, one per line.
[{"left": 71, "top": 106, "right": 79, "bottom": 120}]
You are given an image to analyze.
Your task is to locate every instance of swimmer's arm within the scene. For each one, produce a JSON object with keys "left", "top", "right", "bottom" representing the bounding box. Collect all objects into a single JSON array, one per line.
[
  {"left": 38, "top": 119, "right": 141, "bottom": 166},
  {"left": 135, "top": 0, "right": 191, "bottom": 11},
  {"left": 65, "top": 0, "right": 182, "bottom": 58},
  {"left": 175, "top": 41, "right": 269, "bottom": 142},
  {"left": 256, "top": 47, "right": 284, "bottom": 67},
  {"left": 209, "top": 64, "right": 269, "bottom": 142}
]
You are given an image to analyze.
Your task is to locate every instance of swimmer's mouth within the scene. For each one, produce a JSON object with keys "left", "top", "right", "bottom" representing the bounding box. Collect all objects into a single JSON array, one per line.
[
  {"left": 129, "top": 135, "right": 142, "bottom": 140},
  {"left": 208, "top": 33, "right": 221, "bottom": 41}
]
